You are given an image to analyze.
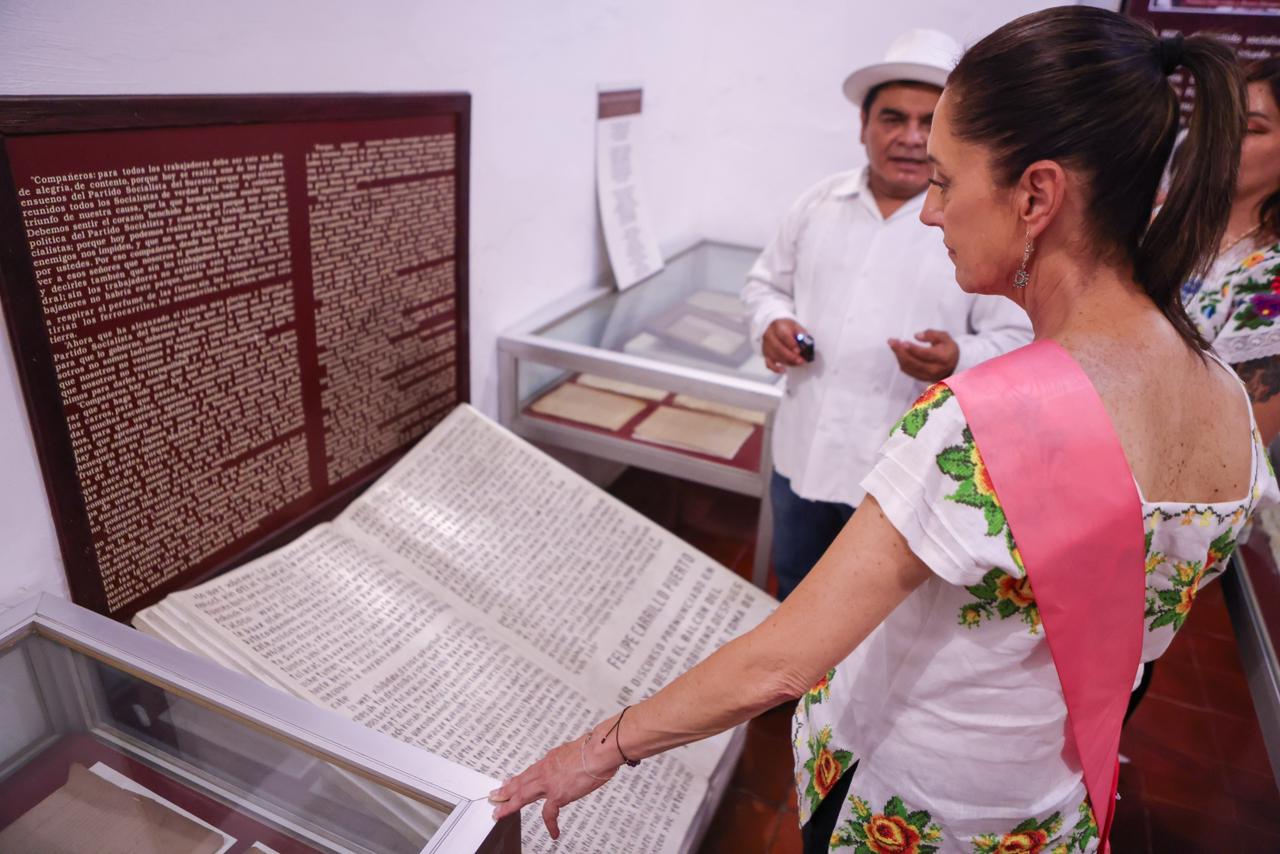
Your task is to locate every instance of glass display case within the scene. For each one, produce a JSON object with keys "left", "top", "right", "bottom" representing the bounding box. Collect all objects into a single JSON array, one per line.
[
  {"left": 497, "top": 241, "right": 782, "bottom": 588},
  {"left": 1226, "top": 528, "right": 1280, "bottom": 783},
  {"left": 0, "top": 594, "right": 516, "bottom": 853}
]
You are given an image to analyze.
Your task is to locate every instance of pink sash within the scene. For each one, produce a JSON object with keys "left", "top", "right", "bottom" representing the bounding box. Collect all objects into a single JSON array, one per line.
[{"left": 943, "top": 341, "right": 1144, "bottom": 853}]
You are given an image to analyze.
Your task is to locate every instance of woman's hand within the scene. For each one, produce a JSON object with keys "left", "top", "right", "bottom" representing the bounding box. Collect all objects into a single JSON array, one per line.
[{"left": 488, "top": 734, "right": 617, "bottom": 839}]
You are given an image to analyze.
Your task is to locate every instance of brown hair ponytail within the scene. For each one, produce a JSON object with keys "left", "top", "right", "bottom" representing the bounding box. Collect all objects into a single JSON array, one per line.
[
  {"left": 1140, "top": 35, "right": 1246, "bottom": 347},
  {"left": 947, "top": 7, "right": 1246, "bottom": 352}
]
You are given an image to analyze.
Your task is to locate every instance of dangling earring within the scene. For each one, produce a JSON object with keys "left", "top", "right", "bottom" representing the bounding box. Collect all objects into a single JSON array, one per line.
[{"left": 1013, "top": 232, "right": 1034, "bottom": 289}]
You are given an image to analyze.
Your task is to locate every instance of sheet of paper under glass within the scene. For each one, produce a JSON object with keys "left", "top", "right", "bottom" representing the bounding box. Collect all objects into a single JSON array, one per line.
[
  {"left": 0, "top": 763, "right": 225, "bottom": 854},
  {"left": 0, "top": 94, "right": 470, "bottom": 619},
  {"left": 529, "top": 381, "right": 647, "bottom": 430},
  {"left": 633, "top": 405, "right": 755, "bottom": 460}
]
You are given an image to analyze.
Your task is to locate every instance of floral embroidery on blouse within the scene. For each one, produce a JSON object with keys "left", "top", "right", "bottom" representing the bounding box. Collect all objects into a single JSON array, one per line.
[
  {"left": 892, "top": 384, "right": 954, "bottom": 439},
  {"left": 1225, "top": 243, "right": 1280, "bottom": 330},
  {"left": 1187, "top": 273, "right": 1231, "bottom": 322},
  {"left": 1243, "top": 249, "right": 1271, "bottom": 270},
  {"left": 1203, "top": 526, "right": 1240, "bottom": 569},
  {"left": 971, "top": 811, "right": 1064, "bottom": 854},
  {"left": 1183, "top": 241, "right": 1280, "bottom": 363},
  {"left": 937, "top": 427, "right": 1024, "bottom": 570},
  {"left": 1147, "top": 504, "right": 1250, "bottom": 530},
  {"left": 959, "top": 568, "right": 1041, "bottom": 634},
  {"left": 1143, "top": 528, "right": 1236, "bottom": 632},
  {"left": 1068, "top": 802, "right": 1099, "bottom": 852},
  {"left": 1143, "top": 529, "right": 1165, "bottom": 576},
  {"left": 833, "top": 794, "right": 943, "bottom": 853},
  {"left": 932, "top": 424, "right": 1041, "bottom": 634},
  {"left": 970, "top": 801, "right": 1097, "bottom": 854},
  {"left": 801, "top": 724, "right": 855, "bottom": 816},
  {"left": 1182, "top": 273, "right": 1209, "bottom": 310},
  {"left": 803, "top": 667, "right": 836, "bottom": 711}
]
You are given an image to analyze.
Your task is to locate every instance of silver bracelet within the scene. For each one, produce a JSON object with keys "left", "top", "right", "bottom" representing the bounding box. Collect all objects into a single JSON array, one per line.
[{"left": 579, "top": 733, "right": 613, "bottom": 781}]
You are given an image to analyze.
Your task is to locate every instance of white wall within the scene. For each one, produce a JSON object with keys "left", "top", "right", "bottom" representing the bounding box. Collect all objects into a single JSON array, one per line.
[
  {"left": 0, "top": 0, "right": 1100, "bottom": 606},
  {"left": 696, "top": 0, "right": 1118, "bottom": 248}
]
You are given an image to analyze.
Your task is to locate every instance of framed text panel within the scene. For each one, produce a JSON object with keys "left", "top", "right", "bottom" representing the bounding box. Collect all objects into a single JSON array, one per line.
[
  {"left": 1125, "top": 1, "right": 1279, "bottom": 121},
  {"left": 0, "top": 94, "right": 470, "bottom": 619}
]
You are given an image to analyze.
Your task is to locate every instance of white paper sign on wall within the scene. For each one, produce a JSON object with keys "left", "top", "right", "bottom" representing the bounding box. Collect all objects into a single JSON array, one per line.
[{"left": 596, "top": 87, "right": 664, "bottom": 290}]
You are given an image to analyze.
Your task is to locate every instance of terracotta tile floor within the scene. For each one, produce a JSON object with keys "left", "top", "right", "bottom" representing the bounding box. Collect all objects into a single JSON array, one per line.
[{"left": 608, "top": 468, "right": 1280, "bottom": 853}]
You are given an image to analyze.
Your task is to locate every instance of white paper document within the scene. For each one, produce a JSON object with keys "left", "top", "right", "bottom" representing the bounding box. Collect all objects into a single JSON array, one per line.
[
  {"left": 529, "top": 381, "right": 647, "bottom": 430},
  {"left": 88, "top": 764, "right": 237, "bottom": 854},
  {"left": 633, "top": 405, "right": 756, "bottom": 460},
  {"left": 596, "top": 87, "right": 664, "bottom": 290},
  {"left": 672, "top": 394, "right": 767, "bottom": 426},
  {"left": 577, "top": 372, "right": 668, "bottom": 402}
]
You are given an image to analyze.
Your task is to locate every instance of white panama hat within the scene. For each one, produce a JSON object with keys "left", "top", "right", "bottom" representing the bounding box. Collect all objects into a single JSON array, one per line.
[{"left": 842, "top": 28, "right": 963, "bottom": 109}]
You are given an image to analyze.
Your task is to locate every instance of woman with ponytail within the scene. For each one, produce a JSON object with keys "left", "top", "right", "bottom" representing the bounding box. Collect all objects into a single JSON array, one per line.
[
  {"left": 1184, "top": 56, "right": 1280, "bottom": 441},
  {"left": 490, "top": 9, "right": 1277, "bottom": 853},
  {"left": 1128, "top": 55, "right": 1280, "bottom": 724}
]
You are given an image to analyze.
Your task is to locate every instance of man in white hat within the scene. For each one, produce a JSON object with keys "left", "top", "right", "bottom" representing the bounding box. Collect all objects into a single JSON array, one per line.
[{"left": 742, "top": 28, "right": 1032, "bottom": 599}]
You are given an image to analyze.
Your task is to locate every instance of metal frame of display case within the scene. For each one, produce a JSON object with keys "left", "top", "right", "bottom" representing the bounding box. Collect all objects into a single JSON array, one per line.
[
  {"left": 1224, "top": 543, "right": 1280, "bottom": 783},
  {"left": 0, "top": 594, "right": 515, "bottom": 853},
  {"left": 497, "top": 242, "right": 783, "bottom": 589}
]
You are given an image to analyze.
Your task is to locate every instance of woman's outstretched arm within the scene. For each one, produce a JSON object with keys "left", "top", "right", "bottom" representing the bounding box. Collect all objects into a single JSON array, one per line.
[{"left": 489, "top": 494, "right": 932, "bottom": 839}]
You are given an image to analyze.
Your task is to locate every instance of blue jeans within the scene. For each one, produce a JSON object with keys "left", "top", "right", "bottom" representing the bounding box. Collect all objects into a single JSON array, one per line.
[{"left": 770, "top": 471, "right": 856, "bottom": 600}]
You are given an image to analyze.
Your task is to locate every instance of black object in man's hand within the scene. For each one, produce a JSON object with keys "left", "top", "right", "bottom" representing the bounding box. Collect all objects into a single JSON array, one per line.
[{"left": 795, "top": 332, "right": 815, "bottom": 363}]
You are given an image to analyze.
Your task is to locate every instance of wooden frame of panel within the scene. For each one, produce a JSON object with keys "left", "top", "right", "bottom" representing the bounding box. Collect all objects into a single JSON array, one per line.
[{"left": 0, "top": 94, "right": 470, "bottom": 619}]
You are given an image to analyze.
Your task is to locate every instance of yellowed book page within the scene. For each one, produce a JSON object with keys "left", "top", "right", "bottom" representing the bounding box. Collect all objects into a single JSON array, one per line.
[
  {"left": 576, "top": 372, "right": 667, "bottom": 401},
  {"left": 671, "top": 394, "right": 766, "bottom": 426},
  {"left": 633, "top": 405, "right": 754, "bottom": 459},
  {"left": 529, "top": 382, "right": 645, "bottom": 430},
  {"left": 0, "top": 763, "right": 224, "bottom": 854}
]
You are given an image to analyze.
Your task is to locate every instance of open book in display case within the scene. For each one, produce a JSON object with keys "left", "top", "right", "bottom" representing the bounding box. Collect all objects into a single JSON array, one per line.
[
  {"left": 132, "top": 404, "right": 777, "bottom": 852},
  {"left": 0, "top": 95, "right": 779, "bottom": 852}
]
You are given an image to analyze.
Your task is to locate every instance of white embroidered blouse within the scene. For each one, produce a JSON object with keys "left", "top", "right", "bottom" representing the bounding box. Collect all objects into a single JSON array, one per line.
[
  {"left": 1184, "top": 238, "right": 1280, "bottom": 365},
  {"left": 791, "top": 381, "right": 1278, "bottom": 854}
]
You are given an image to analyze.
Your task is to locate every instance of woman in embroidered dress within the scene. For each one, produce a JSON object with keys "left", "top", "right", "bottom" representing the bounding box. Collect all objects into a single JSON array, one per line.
[
  {"left": 492, "top": 9, "right": 1276, "bottom": 853},
  {"left": 1183, "top": 56, "right": 1280, "bottom": 442},
  {"left": 1127, "top": 59, "right": 1280, "bottom": 722}
]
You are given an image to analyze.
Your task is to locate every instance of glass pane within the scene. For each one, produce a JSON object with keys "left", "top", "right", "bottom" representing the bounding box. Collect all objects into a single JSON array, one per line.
[
  {"left": 537, "top": 242, "right": 780, "bottom": 383},
  {"left": 0, "top": 634, "right": 447, "bottom": 854}
]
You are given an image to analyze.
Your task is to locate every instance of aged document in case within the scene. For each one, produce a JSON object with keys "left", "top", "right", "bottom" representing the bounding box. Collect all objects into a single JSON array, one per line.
[
  {"left": 576, "top": 373, "right": 668, "bottom": 401},
  {"left": 671, "top": 394, "right": 766, "bottom": 426},
  {"left": 0, "top": 763, "right": 225, "bottom": 854},
  {"left": 529, "top": 382, "right": 646, "bottom": 430},
  {"left": 633, "top": 405, "right": 755, "bottom": 459}
]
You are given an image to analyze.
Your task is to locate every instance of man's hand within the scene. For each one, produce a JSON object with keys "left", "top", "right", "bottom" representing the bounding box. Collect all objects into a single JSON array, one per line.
[
  {"left": 888, "top": 329, "right": 959, "bottom": 382},
  {"left": 763, "top": 318, "right": 811, "bottom": 373}
]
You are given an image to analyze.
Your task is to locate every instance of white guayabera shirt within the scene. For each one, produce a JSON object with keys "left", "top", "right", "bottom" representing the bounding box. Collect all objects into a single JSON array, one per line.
[{"left": 741, "top": 168, "right": 1033, "bottom": 507}]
